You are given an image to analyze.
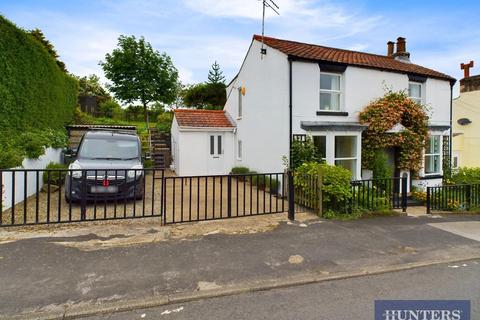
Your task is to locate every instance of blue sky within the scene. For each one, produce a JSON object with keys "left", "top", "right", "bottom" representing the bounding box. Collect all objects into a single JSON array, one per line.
[{"left": 1, "top": 0, "right": 479, "bottom": 93}]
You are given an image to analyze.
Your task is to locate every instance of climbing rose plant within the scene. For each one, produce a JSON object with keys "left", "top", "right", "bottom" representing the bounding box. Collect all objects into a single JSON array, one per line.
[{"left": 359, "top": 91, "right": 429, "bottom": 175}]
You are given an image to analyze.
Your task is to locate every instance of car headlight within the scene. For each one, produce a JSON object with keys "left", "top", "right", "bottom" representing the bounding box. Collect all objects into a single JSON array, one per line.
[
  {"left": 68, "top": 163, "right": 82, "bottom": 178},
  {"left": 127, "top": 165, "right": 143, "bottom": 179}
]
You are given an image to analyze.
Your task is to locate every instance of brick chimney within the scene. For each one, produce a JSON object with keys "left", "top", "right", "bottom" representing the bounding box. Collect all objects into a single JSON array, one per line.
[
  {"left": 387, "top": 41, "right": 395, "bottom": 56},
  {"left": 459, "top": 60, "right": 480, "bottom": 93},
  {"left": 392, "top": 37, "right": 410, "bottom": 62}
]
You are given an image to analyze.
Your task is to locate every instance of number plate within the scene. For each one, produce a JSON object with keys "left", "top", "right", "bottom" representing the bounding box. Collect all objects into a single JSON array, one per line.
[{"left": 90, "top": 186, "right": 119, "bottom": 193}]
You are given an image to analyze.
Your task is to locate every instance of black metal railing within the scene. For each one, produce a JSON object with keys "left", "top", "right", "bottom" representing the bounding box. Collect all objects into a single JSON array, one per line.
[
  {"left": 163, "top": 172, "right": 286, "bottom": 224},
  {"left": 292, "top": 173, "right": 407, "bottom": 214},
  {"left": 351, "top": 177, "right": 407, "bottom": 212},
  {"left": 0, "top": 169, "right": 287, "bottom": 227},
  {"left": 427, "top": 184, "right": 480, "bottom": 213}
]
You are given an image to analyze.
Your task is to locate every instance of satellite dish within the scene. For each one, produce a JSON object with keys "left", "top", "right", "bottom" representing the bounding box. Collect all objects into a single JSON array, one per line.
[{"left": 457, "top": 118, "right": 472, "bottom": 126}]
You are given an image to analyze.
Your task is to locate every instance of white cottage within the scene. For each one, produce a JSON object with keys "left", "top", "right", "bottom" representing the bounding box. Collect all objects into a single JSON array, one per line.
[{"left": 172, "top": 35, "right": 455, "bottom": 188}]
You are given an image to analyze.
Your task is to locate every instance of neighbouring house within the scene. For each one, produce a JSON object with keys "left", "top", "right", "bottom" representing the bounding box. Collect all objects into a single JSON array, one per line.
[
  {"left": 452, "top": 61, "right": 480, "bottom": 168},
  {"left": 171, "top": 35, "right": 455, "bottom": 190}
]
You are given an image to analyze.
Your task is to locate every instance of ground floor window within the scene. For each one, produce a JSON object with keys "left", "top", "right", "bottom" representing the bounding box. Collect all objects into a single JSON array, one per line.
[
  {"left": 424, "top": 135, "right": 441, "bottom": 174},
  {"left": 237, "top": 140, "right": 242, "bottom": 160},
  {"left": 210, "top": 135, "right": 223, "bottom": 156},
  {"left": 334, "top": 136, "right": 357, "bottom": 178},
  {"left": 313, "top": 136, "right": 326, "bottom": 160}
]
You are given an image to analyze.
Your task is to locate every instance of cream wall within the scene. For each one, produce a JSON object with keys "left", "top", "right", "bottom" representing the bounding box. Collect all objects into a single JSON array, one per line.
[{"left": 453, "top": 90, "right": 480, "bottom": 167}]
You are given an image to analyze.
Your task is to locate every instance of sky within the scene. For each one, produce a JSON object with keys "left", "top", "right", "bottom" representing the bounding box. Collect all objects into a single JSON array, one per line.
[{"left": 1, "top": 0, "right": 480, "bottom": 95}]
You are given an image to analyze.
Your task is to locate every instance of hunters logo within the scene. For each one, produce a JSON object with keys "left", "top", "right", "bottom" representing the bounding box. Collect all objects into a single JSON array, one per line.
[{"left": 375, "top": 300, "right": 470, "bottom": 320}]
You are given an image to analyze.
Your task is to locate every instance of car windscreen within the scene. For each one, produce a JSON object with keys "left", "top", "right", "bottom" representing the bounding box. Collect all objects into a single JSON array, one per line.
[{"left": 78, "top": 138, "right": 139, "bottom": 160}]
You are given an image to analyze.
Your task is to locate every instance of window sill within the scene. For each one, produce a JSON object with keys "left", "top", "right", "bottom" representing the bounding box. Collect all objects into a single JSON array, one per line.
[
  {"left": 317, "top": 111, "right": 348, "bottom": 116},
  {"left": 237, "top": 117, "right": 242, "bottom": 120},
  {"left": 420, "top": 174, "right": 443, "bottom": 180}
]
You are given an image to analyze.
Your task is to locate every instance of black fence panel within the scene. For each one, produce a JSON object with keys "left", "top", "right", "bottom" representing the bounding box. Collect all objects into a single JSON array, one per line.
[
  {"left": 0, "top": 169, "right": 287, "bottom": 227},
  {"left": 427, "top": 184, "right": 480, "bottom": 213},
  {"left": 350, "top": 177, "right": 407, "bottom": 212},
  {"left": 163, "top": 172, "right": 286, "bottom": 224}
]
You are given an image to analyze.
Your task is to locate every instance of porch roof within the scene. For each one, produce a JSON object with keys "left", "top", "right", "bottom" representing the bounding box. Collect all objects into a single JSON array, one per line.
[{"left": 301, "top": 121, "right": 367, "bottom": 132}]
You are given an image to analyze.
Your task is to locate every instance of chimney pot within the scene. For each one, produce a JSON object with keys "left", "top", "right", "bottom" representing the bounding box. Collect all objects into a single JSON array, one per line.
[
  {"left": 387, "top": 41, "right": 395, "bottom": 56},
  {"left": 396, "top": 37, "right": 406, "bottom": 53}
]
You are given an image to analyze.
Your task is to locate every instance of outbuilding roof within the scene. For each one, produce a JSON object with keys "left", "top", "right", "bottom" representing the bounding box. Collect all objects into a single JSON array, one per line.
[
  {"left": 253, "top": 35, "right": 455, "bottom": 82},
  {"left": 174, "top": 109, "right": 234, "bottom": 128}
]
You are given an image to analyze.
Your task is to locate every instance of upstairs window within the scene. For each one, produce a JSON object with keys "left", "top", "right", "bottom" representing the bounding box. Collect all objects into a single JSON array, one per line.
[
  {"left": 320, "top": 73, "right": 341, "bottom": 111},
  {"left": 424, "top": 135, "right": 441, "bottom": 175},
  {"left": 408, "top": 82, "right": 422, "bottom": 104}
]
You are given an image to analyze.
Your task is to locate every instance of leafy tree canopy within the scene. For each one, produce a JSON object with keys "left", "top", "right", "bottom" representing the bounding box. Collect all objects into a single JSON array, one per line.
[
  {"left": 29, "top": 28, "right": 67, "bottom": 72},
  {"left": 100, "top": 35, "right": 179, "bottom": 123},
  {"left": 75, "top": 74, "right": 111, "bottom": 100},
  {"left": 182, "top": 82, "right": 226, "bottom": 110}
]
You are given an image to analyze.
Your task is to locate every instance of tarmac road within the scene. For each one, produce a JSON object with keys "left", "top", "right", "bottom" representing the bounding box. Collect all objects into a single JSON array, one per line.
[{"left": 89, "top": 259, "right": 480, "bottom": 320}]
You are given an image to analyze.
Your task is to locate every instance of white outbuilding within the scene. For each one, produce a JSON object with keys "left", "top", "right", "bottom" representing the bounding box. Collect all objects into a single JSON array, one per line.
[{"left": 171, "top": 109, "right": 236, "bottom": 176}]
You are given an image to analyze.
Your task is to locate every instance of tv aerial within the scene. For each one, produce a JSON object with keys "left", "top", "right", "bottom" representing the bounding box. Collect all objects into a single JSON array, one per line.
[{"left": 260, "top": 0, "right": 279, "bottom": 56}]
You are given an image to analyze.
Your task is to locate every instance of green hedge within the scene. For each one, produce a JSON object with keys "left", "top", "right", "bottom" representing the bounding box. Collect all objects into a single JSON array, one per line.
[{"left": 0, "top": 16, "right": 77, "bottom": 168}]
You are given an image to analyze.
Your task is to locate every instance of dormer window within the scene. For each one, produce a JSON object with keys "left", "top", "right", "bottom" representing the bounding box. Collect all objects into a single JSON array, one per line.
[
  {"left": 408, "top": 82, "right": 422, "bottom": 104},
  {"left": 320, "top": 73, "right": 342, "bottom": 111}
]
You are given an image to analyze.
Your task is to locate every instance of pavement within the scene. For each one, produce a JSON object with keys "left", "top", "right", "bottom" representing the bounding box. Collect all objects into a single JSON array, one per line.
[
  {"left": 0, "top": 211, "right": 479, "bottom": 319},
  {"left": 85, "top": 259, "right": 480, "bottom": 320}
]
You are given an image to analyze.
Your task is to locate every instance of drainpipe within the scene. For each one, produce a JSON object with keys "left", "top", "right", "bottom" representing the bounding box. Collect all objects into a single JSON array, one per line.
[
  {"left": 449, "top": 80, "right": 455, "bottom": 176},
  {"left": 288, "top": 57, "right": 295, "bottom": 221}
]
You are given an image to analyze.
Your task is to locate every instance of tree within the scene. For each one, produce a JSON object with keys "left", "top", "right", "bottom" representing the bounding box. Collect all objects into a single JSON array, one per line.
[
  {"left": 76, "top": 74, "right": 110, "bottom": 99},
  {"left": 29, "top": 28, "right": 67, "bottom": 72},
  {"left": 207, "top": 61, "right": 226, "bottom": 84},
  {"left": 100, "top": 35, "right": 178, "bottom": 125},
  {"left": 181, "top": 82, "right": 226, "bottom": 109}
]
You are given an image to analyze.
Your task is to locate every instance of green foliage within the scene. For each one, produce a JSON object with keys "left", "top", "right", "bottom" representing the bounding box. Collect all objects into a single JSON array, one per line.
[
  {"left": 182, "top": 82, "right": 226, "bottom": 109},
  {"left": 28, "top": 28, "right": 67, "bottom": 72},
  {"left": 143, "top": 159, "right": 154, "bottom": 169},
  {"left": 0, "top": 16, "right": 77, "bottom": 168},
  {"left": 207, "top": 61, "right": 226, "bottom": 84},
  {"left": 101, "top": 35, "right": 179, "bottom": 123},
  {"left": 290, "top": 137, "right": 320, "bottom": 169},
  {"left": 157, "top": 112, "right": 174, "bottom": 133},
  {"left": 249, "top": 174, "right": 279, "bottom": 194},
  {"left": 372, "top": 150, "right": 393, "bottom": 180},
  {"left": 75, "top": 74, "right": 111, "bottom": 102},
  {"left": 295, "top": 162, "right": 352, "bottom": 212},
  {"left": 98, "top": 99, "right": 123, "bottom": 119},
  {"left": 450, "top": 167, "right": 480, "bottom": 185},
  {"left": 359, "top": 91, "right": 428, "bottom": 175},
  {"left": 231, "top": 166, "right": 250, "bottom": 175},
  {"left": 43, "top": 162, "right": 68, "bottom": 186}
]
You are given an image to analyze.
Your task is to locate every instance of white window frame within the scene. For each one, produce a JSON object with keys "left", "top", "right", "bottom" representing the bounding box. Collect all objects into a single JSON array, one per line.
[
  {"left": 424, "top": 135, "right": 441, "bottom": 175},
  {"left": 238, "top": 88, "right": 243, "bottom": 119},
  {"left": 237, "top": 139, "right": 242, "bottom": 160},
  {"left": 408, "top": 82, "right": 423, "bottom": 105},
  {"left": 333, "top": 135, "right": 358, "bottom": 178},
  {"left": 319, "top": 72, "right": 342, "bottom": 111}
]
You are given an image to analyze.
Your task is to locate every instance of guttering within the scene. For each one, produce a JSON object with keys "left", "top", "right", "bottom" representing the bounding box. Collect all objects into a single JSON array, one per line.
[{"left": 178, "top": 126, "right": 236, "bottom": 132}]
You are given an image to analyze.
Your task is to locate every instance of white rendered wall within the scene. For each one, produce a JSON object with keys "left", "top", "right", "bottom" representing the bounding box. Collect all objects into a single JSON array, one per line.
[
  {"left": 175, "top": 129, "right": 235, "bottom": 176},
  {"left": 224, "top": 40, "right": 290, "bottom": 174},
  {"left": 1, "top": 148, "right": 63, "bottom": 211}
]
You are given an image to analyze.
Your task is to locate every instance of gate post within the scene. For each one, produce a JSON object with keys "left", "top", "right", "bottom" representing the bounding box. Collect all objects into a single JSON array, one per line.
[
  {"left": 426, "top": 187, "right": 431, "bottom": 214},
  {"left": 227, "top": 175, "right": 232, "bottom": 218},
  {"left": 401, "top": 176, "right": 408, "bottom": 213},
  {"left": 80, "top": 171, "right": 87, "bottom": 221},
  {"left": 288, "top": 170, "right": 295, "bottom": 221},
  {"left": 466, "top": 184, "right": 472, "bottom": 210}
]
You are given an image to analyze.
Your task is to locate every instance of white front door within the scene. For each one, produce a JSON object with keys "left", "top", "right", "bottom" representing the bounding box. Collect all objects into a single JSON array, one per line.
[{"left": 207, "top": 133, "right": 224, "bottom": 174}]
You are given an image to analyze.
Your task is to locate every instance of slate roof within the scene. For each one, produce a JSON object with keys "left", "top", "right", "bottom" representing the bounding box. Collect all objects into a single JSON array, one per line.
[
  {"left": 174, "top": 109, "right": 234, "bottom": 128},
  {"left": 253, "top": 35, "right": 455, "bottom": 82}
]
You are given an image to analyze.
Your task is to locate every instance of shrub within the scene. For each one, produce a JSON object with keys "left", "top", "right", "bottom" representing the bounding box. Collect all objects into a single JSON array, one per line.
[
  {"left": 450, "top": 167, "right": 480, "bottom": 185},
  {"left": 290, "top": 136, "right": 320, "bottom": 169},
  {"left": 372, "top": 150, "right": 393, "bottom": 181},
  {"left": 231, "top": 166, "right": 250, "bottom": 174},
  {"left": 43, "top": 162, "right": 68, "bottom": 186},
  {"left": 98, "top": 99, "right": 123, "bottom": 119},
  {"left": 295, "top": 162, "right": 352, "bottom": 213},
  {"left": 157, "top": 112, "right": 173, "bottom": 133},
  {"left": 249, "top": 174, "right": 267, "bottom": 190}
]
